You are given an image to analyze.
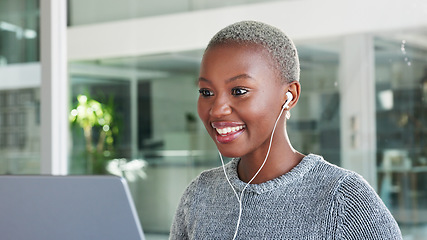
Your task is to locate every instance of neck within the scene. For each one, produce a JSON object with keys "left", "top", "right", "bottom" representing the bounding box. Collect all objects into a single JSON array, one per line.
[{"left": 237, "top": 130, "right": 304, "bottom": 184}]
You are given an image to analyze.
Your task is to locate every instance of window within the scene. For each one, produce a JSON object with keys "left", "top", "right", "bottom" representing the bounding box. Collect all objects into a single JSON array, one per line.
[
  {"left": 0, "top": 0, "right": 40, "bottom": 174},
  {"left": 375, "top": 34, "right": 427, "bottom": 234}
]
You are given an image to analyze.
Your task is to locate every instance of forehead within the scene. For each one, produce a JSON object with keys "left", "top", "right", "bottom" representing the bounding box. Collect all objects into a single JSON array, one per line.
[
  {"left": 200, "top": 43, "right": 279, "bottom": 81},
  {"left": 203, "top": 42, "right": 271, "bottom": 62}
]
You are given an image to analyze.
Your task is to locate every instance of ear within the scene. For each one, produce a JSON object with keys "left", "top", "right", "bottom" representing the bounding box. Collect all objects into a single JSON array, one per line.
[{"left": 283, "top": 81, "right": 301, "bottom": 110}]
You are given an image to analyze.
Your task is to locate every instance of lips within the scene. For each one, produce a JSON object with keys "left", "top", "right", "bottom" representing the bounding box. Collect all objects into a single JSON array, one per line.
[{"left": 211, "top": 122, "right": 246, "bottom": 144}]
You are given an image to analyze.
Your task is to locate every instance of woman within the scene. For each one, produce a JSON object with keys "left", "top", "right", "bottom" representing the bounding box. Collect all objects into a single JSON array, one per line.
[{"left": 170, "top": 20, "right": 402, "bottom": 239}]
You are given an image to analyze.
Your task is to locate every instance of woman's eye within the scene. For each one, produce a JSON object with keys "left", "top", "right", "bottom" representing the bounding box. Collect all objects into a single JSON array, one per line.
[
  {"left": 198, "top": 89, "right": 214, "bottom": 97},
  {"left": 232, "top": 88, "right": 248, "bottom": 96}
]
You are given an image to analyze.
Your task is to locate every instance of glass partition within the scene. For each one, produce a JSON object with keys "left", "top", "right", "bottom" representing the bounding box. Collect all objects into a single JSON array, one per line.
[
  {"left": 69, "top": 76, "right": 131, "bottom": 174},
  {"left": 0, "top": 0, "right": 40, "bottom": 174},
  {"left": 0, "top": 88, "right": 40, "bottom": 174},
  {"left": 0, "top": 0, "right": 39, "bottom": 65},
  {"left": 290, "top": 42, "right": 341, "bottom": 166},
  {"left": 68, "top": 52, "right": 212, "bottom": 234},
  {"left": 375, "top": 33, "right": 427, "bottom": 237}
]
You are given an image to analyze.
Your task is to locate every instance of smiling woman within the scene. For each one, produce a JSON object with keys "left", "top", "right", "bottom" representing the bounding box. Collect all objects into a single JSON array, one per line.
[{"left": 170, "top": 21, "right": 402, "bottom": 240}]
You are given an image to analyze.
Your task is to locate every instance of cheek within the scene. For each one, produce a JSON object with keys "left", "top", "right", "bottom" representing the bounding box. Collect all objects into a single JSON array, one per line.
[
  {"left": 247, "top": 93, "right": 278, "bottom": 115},
  {"left": 237, "top": 104, "right": 266, "bottom": 130},
  {"left": 245, "top": 105, "right": 274, "bottom": 124},
  {"left": 240, "top": 94, "right": 281, "bottom": 128}
]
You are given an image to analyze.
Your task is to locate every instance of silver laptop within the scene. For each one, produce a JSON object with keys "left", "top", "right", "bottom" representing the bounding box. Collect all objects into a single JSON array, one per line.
[{"left": 0, "top": 175, "right": 145, "bottom": 240}]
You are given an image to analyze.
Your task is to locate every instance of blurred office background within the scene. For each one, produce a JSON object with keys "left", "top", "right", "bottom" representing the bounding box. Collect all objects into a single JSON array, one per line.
[{"left": 1, "top": 0, "right": 427, "bottom": 239}]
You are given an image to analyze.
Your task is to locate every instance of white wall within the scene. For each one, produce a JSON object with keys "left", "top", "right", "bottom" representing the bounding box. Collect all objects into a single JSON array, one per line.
[
  {"left": 0, "top": 63, "right": 40, "bottom": 89},
  {"left": 68, "top": 0, "right": 427, "bottom": 61},
  {"left": 339, "top": 35, "right": 377, "bottom": 187},
  {"left": 69, "top": 0, "right": 190, "bottom": 25}
]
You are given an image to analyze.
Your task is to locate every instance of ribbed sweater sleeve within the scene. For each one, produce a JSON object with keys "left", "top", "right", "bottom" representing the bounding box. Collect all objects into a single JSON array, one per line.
[{"left": 334, "top": 173, "right": 402, "bottom": 239}]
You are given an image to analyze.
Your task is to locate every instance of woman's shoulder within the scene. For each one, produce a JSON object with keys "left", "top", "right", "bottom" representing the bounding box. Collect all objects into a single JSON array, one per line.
[
  {"left": 305, "top": 154, "right": 377, "bottom": 197},
  {"left": 199, "top": 164, "right": 228, "bottom": 180},
  {"left": 308, "top": 155, "right": 401, "bottom": 238},
  {"left": 305, "top": 154, "right": 356, "bottom": 181}
]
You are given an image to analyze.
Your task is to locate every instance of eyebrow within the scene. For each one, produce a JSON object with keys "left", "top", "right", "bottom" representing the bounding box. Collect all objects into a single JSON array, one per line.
[{"left": 198, "top": 74, "right": 254, "bottom": 83}]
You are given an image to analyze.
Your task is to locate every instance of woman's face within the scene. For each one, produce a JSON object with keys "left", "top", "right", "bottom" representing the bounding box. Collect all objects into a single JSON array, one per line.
[{"left": 198, "top": 44, "right": 287, "bottom": 158}]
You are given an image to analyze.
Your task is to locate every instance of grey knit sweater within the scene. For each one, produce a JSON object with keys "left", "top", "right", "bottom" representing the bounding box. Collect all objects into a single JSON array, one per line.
[{"left": 170, "top": 154, "right": 402, "bottom": 239}]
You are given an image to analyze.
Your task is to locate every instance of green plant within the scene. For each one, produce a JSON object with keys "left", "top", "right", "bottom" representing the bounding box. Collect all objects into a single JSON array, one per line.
[{"left": 69, "top": 94, "right": 116, "bottom": 173}]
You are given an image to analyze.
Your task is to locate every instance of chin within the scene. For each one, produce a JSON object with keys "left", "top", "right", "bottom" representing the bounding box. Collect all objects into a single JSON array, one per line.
[{"left": 216, "top": 146, "right": 243, "bottom": 159}]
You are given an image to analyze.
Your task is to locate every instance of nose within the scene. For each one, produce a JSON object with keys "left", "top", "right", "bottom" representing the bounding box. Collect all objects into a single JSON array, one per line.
[{"left": 210, "top": 95, "right": 232, "bottom": 118}]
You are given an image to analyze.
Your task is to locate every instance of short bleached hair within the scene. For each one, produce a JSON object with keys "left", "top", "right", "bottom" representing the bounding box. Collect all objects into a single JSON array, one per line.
[{"left": 206, "top": 20, "right": 300, "bottom": 83}]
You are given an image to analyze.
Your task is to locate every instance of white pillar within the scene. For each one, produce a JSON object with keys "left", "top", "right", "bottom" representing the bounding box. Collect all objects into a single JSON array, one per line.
[
  {"left": 40, "top": 0, "right": 68, "bottom": 175},
  {"left": 339, "top": 34, "right": 377, "bottom": 189},
  {"left": 130, "top": 76, "right": 138, "bottom": 159}
]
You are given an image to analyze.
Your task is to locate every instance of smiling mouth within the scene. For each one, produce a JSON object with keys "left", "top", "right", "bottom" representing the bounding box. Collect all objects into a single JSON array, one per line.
[
  {"left": 215, "top": 125, "right": 245, "bottom": 136},
  {"left": 210, "top": 122, "right": 246, "bottom": 144}
]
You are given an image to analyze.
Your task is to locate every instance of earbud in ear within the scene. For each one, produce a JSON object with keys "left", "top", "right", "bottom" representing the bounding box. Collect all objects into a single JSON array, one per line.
[
  {"left": 286, "top": 92, "right": 293, "bottom": 102},
  {"left": 282, "top": 92, "right": 293, "bottom": 109}
]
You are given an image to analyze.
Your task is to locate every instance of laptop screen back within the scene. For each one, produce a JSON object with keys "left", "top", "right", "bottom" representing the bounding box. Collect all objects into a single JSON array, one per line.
[{"left": 0, "top": 175, "right": 145, "bottom": 240}]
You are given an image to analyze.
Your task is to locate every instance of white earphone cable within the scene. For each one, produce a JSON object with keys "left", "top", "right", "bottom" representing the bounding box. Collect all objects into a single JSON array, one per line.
[{"left": 219, "top": 104, "right": 287, "bottom": 240}]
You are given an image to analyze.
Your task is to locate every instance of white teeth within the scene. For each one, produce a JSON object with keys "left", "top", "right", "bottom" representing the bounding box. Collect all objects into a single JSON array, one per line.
[{"left": 215, "top": 125, "right": 244, "bottom": 135}]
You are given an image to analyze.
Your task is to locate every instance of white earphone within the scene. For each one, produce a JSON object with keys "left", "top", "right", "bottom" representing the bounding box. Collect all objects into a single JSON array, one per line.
[{"left": 282, "top": 91, "right": 293, "bottom": 109}]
